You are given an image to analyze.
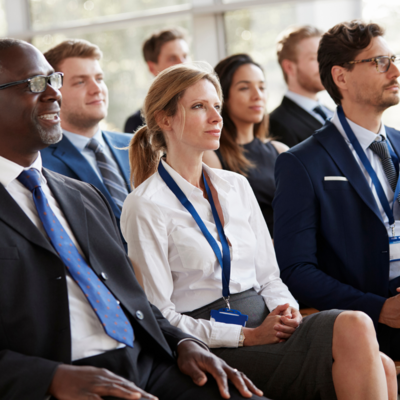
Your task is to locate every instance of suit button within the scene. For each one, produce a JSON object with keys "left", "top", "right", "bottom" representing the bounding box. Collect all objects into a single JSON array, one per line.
[
  {"left": 101, "top": 272, "right": 108, "bottom": 280},
  {"left": 136, "top": 310, "right": 144, "bottom": 320}
]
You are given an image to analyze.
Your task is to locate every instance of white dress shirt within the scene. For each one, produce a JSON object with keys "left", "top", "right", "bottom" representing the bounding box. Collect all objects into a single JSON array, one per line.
[
  {"left": 121, "top": 159, "right": 298, "bottom": 348},
  {"left": 285, "top": 90, "right": 333, "bottom": 125},
  {"left": 331, "top": 110, "right": 400, "bottom": 280},
  {"left": 0, "top": 153, "right": 124, "bottom": 360},
  {"left": 63, "top": 128, "right": 119, "bottom": 182}
]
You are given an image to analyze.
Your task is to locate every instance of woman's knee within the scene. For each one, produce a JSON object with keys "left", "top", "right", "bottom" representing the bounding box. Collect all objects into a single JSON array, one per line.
[{"left": 333, "top": 311, "right": 378, "bottom": 352}]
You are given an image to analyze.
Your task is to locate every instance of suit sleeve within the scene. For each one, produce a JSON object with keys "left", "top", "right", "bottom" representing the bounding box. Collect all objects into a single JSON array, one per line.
[
  {"left": 273, "top": 152, "right": 386, "bottom": 325},
  {"left": 0, "top": 350, "right": 61, "bottom": 399}
]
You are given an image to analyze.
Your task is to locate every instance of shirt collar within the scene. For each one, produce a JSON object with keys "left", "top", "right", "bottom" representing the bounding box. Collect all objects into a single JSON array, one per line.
[
  {"left": 62, "top": 128, "right": 103, "bottom": 152},
  {"left": 160, "top": 159, "right": 231, "bottom": 200},
  {"left": 285, "top": 90, "right": 320, "bottom": 113},
  {"left": 331, "top": 109, "right": 386, "bottom": 151},
  {"left": 0, "top": 152, "right": 46, "bottom": 188}
]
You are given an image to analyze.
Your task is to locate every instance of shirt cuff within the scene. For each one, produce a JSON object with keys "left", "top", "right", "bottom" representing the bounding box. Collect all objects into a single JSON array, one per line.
[{"left": 209, "top": 321, "right": 242, "bottom": 348}]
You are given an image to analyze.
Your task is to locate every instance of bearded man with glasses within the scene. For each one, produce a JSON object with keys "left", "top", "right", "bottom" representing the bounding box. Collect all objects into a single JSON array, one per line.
[{"left": 273, "top": 20, "right": 400, "bottom": 372}]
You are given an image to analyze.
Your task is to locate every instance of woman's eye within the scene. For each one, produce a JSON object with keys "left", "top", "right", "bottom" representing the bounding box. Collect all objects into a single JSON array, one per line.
[
  {"left": 193, "top": 104, "right": 202, "bottom": 109},
  {"left": 239, "top": 87, "right": 249, "bottom": 91}
]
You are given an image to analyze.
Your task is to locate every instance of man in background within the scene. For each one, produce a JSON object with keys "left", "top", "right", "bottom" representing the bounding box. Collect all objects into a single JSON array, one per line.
[
  {"left": 270, "top": 25, "right": 333, "bottom": 147},
  {"left": 124, "top": 27, "right": 189, "bottom": 133},
  {"left": 41, "top": 39, "right": 131, "bottom": 245}
]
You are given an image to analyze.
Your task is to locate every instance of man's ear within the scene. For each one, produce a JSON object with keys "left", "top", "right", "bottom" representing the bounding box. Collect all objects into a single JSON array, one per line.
[
  {"left": 147, "top": 61, "right": 159, "bottom": 77},
  {"left": 331, "top": 66, "right": 348, "bottom": 92},
  {"left": 281, "top": 59, "right": 297, "bottom": 79}
]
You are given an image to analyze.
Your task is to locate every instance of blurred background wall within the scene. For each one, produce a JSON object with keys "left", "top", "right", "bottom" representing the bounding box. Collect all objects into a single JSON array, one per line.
[{"left": 2, "top": 0, "right": 400, "bottom": 132}]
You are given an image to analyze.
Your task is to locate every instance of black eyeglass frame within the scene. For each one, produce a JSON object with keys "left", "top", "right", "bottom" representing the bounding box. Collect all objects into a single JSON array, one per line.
[
  {"left": 347, "top": 55, "right": 400, "bottom": 73},
  {"left": 0, "top": 72, "right": 64, "bottom": 92}
]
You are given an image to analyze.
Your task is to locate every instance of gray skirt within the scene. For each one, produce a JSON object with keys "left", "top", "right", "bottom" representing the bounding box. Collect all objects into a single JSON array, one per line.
[{"left": 184, "top": 289, "right": 342, "bottom": 400}]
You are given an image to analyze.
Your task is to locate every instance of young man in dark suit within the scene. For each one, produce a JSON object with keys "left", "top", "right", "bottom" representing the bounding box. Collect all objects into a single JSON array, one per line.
[
  {"left": 273, "top": 20, "right": 400, "bottom": 362},
  {"left": 270, "top": 26, "right": 332, "bottom": 147},
  {"left": 124, "top": 28, "right": 190, "bottom": 134},
  {"left": 0, "top": 38, "right": 265, "bottom": 400},
  {"left": 41, "top": 39, "right": 132, "bottom": 245}
]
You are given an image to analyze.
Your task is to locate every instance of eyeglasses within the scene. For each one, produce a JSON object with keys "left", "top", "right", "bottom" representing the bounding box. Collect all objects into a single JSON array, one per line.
[
  {"left": 0, "top": 72, "right": 63, "bottom": 93},
  {"left": 348, "top": 55, "right": 400, "bottom": 73}
]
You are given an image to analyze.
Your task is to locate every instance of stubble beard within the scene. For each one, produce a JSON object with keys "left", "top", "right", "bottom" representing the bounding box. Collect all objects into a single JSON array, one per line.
[
  {"left": 297, "top": 69, "right": 325, "bottom": 94},
  {"left": 356, "top": 82, "right": 400, "bottom": 112}
]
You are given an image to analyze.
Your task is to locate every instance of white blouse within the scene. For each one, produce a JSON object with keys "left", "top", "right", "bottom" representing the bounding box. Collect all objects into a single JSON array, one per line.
[{"left": 121, "top": 160, "right": 298, "bottom": 348}]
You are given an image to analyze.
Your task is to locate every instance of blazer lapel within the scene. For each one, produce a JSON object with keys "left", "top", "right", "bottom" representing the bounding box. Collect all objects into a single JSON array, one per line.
[
  {"left": 44, "top": 169, "right": 90, "bottom": 261},
  {"left": 102, "top": 131, "right": 131, "bottom": 191},
  {"left": 387, "top": 127, "right": 400, "bottom": 159},
  {"left": 0, "top": 183, "right": 58, "bottom": 255},
  {"left": 50, "top": 136, "right": 121, "bottom": 219},
  {"left": 314, "top": 122, "right": 382, "bottom": 222}
]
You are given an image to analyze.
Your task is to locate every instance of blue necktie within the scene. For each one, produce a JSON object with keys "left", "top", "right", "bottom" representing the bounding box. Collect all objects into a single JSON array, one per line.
[
  {"left": 17, "top": 168, "right": 134, "bottom": 347},
  {"left": 313, "top": 105, "right": 329, "bottom": 121}
]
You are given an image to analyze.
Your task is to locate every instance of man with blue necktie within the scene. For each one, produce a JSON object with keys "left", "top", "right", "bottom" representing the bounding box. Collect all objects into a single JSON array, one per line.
[
  {"left": 273, "top": 20, "right": 400, "bottom": 361},
  {"left": 0, "top": 38, "right": 265, "bottom": 400},
  {"left": 41, "top": 39, "right": 131, "bottom": 246}
]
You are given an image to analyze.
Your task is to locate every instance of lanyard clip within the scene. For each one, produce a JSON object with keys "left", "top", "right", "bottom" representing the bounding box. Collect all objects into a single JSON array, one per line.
[
  {"left": 223, "top": 296, "right": 231, "bottom": 310},
  {"left": 392, "top": 224, "right": 396, "bottom": 238}
]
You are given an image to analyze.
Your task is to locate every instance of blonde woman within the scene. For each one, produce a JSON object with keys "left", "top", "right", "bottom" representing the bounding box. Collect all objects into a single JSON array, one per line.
[{"left": 121, "top": 63, "right": 396, "bottom": 400}]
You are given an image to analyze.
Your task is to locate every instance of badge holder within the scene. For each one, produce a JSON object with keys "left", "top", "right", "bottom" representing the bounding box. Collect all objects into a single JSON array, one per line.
[
  {"left": 390, "top": 225, "right": 400, "bottom": 262},
  {"left": 210, "top": 297, "right": 248, "bottom": 327}
]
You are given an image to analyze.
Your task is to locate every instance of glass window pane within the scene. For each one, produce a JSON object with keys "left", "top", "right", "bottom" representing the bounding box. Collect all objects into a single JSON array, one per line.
[
  {"left": 224, "top": 4, "right": 297, "bottom": 114},
  {"left": 0, "top": 0, "right": 7, "bottom": 37},
  {"left": 29, "top": 0, "right": 190, "bottom": 31},
  {"left": 33, "top": 17, "right": 191, "bottom": 133}
]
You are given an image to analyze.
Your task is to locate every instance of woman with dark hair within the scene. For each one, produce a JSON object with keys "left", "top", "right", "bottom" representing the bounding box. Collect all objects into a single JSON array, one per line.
[{"left": 203, "top": 54, "right": 286, "bottom": 237}]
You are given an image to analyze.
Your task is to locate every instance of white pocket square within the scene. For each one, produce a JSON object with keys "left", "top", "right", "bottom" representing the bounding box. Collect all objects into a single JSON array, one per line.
[{"left": 324, "top": 176, "right": 348, "bottom": 181}]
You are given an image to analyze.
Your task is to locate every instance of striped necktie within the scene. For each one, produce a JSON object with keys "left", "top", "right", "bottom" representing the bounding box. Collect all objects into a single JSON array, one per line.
[
  {"left": 369, "top": 136, "right": 400, "bottom": 203},
  {"left": 86, "top": 138, "right": 129, "bottom": 209},
  {"left": 17, "top": 168, "right": 134, "bottom": 347}
]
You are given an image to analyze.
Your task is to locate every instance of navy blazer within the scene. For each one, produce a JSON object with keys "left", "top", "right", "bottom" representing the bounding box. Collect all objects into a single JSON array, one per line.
[
  {"left": 41, "top": 130, "right": 132, "bottom": 239},
  {"left": 273, "top": 122, "right": 400, "bottom": 327}
]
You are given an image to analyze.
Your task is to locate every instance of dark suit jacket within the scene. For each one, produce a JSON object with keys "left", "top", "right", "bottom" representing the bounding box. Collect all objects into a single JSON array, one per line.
[
  {"left": 0, "top": 168, "right": 193, "bottom": 399},
  {"left": 124, "top": 109, "right": 144, "bottom": 134},
  {"left": 269, "top": 96, "right": 324, "bottom": 147},
  {"left": 40, "top": 130, "right": 132, "bottom": 243},
  {"left": 273, "top": 122, "right": 400, "bottom": 329}
]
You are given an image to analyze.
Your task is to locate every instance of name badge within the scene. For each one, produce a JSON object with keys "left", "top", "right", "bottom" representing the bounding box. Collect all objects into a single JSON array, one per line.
[
  {"left": 389, "top": 236, "right": 400, "bottom": 262},
  {"left": 210, "top": 308, "right": 248, "bottom": 326}
]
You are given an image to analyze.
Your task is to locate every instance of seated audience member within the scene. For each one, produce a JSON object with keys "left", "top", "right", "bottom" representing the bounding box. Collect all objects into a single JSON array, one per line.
[
  {"left": 203, "top": 54, "right": 287, "bottom": 237},
  {"left": 0, "top": 39, "right": 267, "bottom": 400},
  {"left": 124, "top": 27, "right": 189, "bottom": 133},
  {"left": 41, "top": 39, "right": 131, "bottom": 245},
  {"left": 121, "top": 63, "right": 397, "bottom": 400},
  {"left": 273, "top": 20, "right": 400, "bottom": 363},
  {"left": 269, "top": 25, "right": 333, "bottom": 147}
]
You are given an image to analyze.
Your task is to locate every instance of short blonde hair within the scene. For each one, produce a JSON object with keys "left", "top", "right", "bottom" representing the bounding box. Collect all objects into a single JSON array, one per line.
[
  {"left": 44, "top": 39, "right": 102, "bottom": 71},
  {"left": 277, "top": 25, "right": 323, "bottom": 83},
  {"left": 129, "top": 63, "right": 222, "bottom": 187}
]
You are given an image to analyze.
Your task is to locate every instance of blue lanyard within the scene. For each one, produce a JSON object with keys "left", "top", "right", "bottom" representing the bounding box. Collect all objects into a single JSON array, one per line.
[
  {"left": 337, "top": 105, "right": 400, "bottom": 226},
  {"left": 158, "top": 161, "right": 231, "bottom": 299}
]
